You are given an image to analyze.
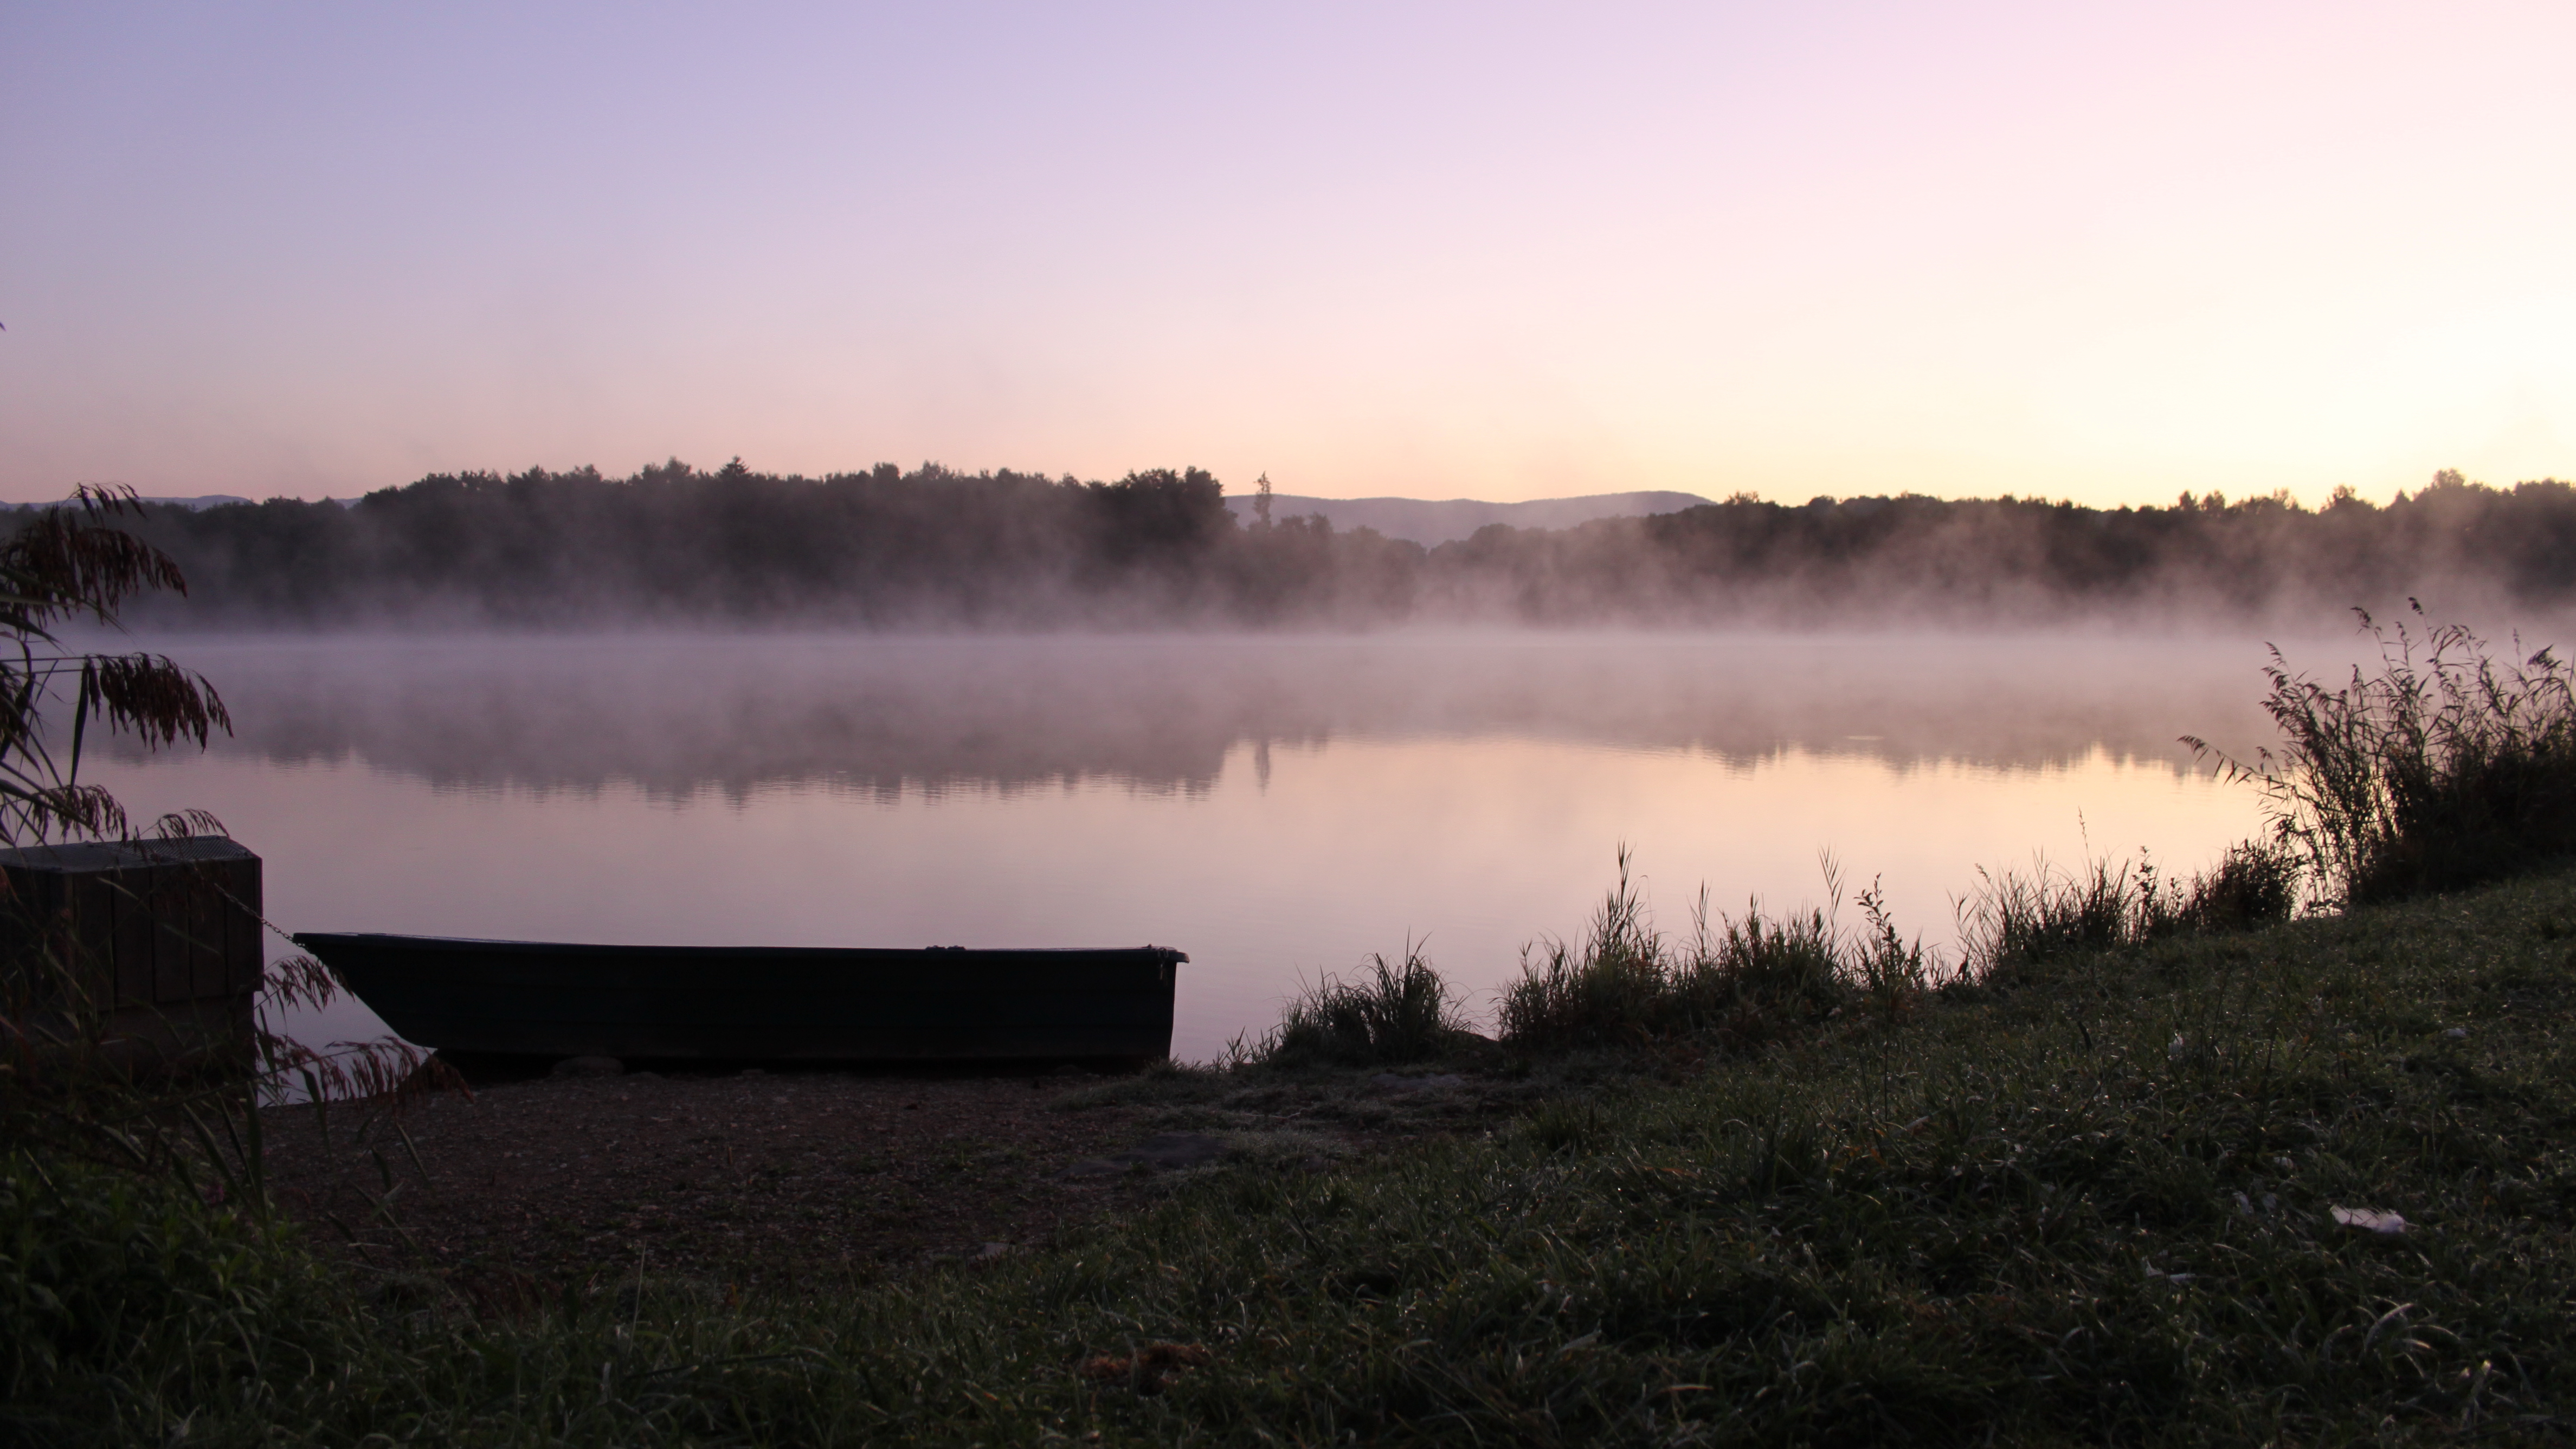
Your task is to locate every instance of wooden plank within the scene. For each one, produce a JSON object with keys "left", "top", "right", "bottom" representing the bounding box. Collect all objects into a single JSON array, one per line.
[
  {"left": 225, "top": 859, "right": 264, "bottom": 995},
  {"left": 187, "top": 866, "right": 226, "bottom": 1000},
  {"left": 0, "top": 838, "right": 264, "bottom": 1066},
  {"left": 0, "top": 867, "right": 65, "bottom": 1010},
  {"left": 109, "top": 870, "right": 154, "bottom": 1006},
  {"left": 146, "top": 870, "right": 192, "bottom": 1004},
  {"left": 61, "top": 872, "right": 115, "bottom": 1010}
]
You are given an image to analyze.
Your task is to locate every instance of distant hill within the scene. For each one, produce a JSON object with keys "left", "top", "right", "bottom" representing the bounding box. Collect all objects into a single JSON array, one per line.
[
  {"left": 1221, "top": 491, "right": 1714, "bottom": 546},
  {"left": 138, "top": 495, "right": 256, "bottom": 511},
  {"left": 3, "top": 494, "right": 256, "bottom": 513}
]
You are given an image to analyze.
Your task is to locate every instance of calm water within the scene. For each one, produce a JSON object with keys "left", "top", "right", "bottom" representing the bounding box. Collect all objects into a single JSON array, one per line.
[{"left": 92, "top": 632, "right": 2293, "bottom": 1062}]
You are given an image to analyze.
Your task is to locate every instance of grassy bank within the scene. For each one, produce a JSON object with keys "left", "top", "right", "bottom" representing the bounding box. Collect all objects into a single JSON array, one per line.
[{"left": 10, "top": 862, "right": 2575, "bottom": 1445}]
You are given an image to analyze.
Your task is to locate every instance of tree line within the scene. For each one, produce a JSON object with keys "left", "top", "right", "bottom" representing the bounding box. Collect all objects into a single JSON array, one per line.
[{"left": 47, "top": 461, "right": 2576, "bottom": 628}]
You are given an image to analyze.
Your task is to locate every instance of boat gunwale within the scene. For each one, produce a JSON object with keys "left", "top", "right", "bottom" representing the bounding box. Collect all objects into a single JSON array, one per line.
[{"left": 292, "top": 932, "right": 1187, "bottom": 964}]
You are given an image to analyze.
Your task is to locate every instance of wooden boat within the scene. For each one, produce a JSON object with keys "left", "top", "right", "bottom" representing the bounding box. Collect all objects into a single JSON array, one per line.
[{"left": 290, "top": 933, "right": 1185, "bottom": 1063}]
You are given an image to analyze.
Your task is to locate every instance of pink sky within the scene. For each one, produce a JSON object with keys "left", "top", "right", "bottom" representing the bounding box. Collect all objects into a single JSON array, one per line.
[{"left": 4, "top": 2, "right": 2572, "bottom": 507}]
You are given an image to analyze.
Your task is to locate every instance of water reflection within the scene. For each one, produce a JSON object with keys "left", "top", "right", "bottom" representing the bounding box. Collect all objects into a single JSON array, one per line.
[
  {"left": 119, "top": 633, "right": 2282, "bottom": 795},
  {"left": 91, "top": 632, "right": 2292, "bottom": 1061}
]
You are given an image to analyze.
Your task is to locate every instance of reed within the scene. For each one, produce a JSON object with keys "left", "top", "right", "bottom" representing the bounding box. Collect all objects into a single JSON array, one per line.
[
  {"left": 2191, "top": 609, "right": 2576, "bottom": 906},
  {"left": 0, "top": 489, "right": 437, "bottom": 1240}
]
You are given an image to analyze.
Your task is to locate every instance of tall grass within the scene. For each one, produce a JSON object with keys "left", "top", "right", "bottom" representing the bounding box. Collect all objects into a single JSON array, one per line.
[
  {"left": 2190, "top": 609, "right": 2576, "bottom": 906},
  {"left": 0, "top": 489, "right": 434, "bottom": 1213},
  {"left": 0, "top": 1150, "right": 350, "bottom": 1445},
  {"left": 0, "top": 858, "right": 437, "bottom": 1221},
  {"left": 1500, "top": 837, "right": 2300, "bottom": 1049},
  {"left": 1497, "top": 850, "right": 1931, "bottom": 1052},
  {"left": 1955, "top": 840, "right": 2299, "bottom": 982},
  {"left": 12, "top": 861, "right": 2575, "bottom": 1445},
  {"left": 1257, "top": 946, "right": 1470, "bottom": 1067}
]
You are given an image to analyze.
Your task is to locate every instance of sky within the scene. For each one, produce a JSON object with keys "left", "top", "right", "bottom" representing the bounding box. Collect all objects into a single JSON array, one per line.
[{"left": 4, "top": 2, "right": 2573, "bottom": 508}]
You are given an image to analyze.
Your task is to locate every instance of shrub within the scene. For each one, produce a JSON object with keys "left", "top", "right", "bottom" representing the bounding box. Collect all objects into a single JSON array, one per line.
[{"left": 2163, "top": 838, "right": 2300, "bottom": 933}]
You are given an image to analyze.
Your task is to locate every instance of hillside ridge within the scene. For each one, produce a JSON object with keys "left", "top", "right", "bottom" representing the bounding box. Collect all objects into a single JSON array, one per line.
[{"left": 1222, "top": 489, "right": 1714, "bottom": 545}]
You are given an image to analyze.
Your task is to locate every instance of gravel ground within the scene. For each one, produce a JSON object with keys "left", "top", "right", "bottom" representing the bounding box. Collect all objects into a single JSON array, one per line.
[
  {"left": 258, "top": 1064, "right": 1158, "bottom": 1290},
  {"left": 259, "top": 1049, "right": 1562, "bottom": 1301}
]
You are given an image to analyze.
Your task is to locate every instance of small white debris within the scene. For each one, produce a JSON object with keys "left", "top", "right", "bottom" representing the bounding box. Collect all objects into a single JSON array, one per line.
[
  {"left": 2167, "top": 1033, "right": 2188, "bottom": 1061},
  {"left": 2331, "top": 1206, "right": 2407, "bottom": 1235},
  {"left": 2443, "top": 1027, "right": 2469, "bottom": 1040},
  {"left": 2233, "top": 1192, "right": 2253, "bottom": 1216}
]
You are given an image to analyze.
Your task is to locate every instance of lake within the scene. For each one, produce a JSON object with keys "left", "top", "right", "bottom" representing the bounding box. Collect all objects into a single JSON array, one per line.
[{"left": 92, "top": 631, "right": 2302, "bottom": 1062}]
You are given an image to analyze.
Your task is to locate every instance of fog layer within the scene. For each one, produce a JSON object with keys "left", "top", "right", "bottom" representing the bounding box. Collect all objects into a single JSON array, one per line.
[
  {"left": 95, "top": 633, "right": 2290, "bottom": 1060},
  {"left": 116, "top": 633, "right": 2288, "bottom": 800},
  {"left": 85, "top": 463, "right": 2576, "bottom": 630}
]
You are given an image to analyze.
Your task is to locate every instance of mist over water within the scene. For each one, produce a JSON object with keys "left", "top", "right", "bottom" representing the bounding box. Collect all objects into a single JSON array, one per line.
[
  {"left": 90, "top": 631, "right": 2303, "bottom": 1061},
  {"left": 105, "top": 466, "right": 2576, "bottom": 634}
]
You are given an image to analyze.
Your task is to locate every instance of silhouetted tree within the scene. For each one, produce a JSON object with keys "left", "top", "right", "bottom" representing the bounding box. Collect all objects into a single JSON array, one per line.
[{"left": 41, "top": 465, "right": 2576, "bottom": 630}]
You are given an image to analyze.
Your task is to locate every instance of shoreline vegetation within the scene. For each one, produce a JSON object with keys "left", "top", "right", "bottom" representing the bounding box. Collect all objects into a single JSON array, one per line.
[
  {"left": 10, "top": 856, "right": 2576, "bottom": 1443},
  {"left": 66, "top": 460, "right": 2576, "bottom": 628},
  {"left": 5, "top": 501, "right": 2576, "bottom": 1442}
]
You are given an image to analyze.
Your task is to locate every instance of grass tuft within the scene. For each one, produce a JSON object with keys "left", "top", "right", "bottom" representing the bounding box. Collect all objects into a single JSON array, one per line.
[
  {"left": 1497, "top": 849, "right": 1926, "bottom": 1052},
  {"left": 1260, "top": 946, "right": 1470, "bottom": 1067},
  {"left": 1957, "top": 840, "right": 2301, "bottom": 983}
]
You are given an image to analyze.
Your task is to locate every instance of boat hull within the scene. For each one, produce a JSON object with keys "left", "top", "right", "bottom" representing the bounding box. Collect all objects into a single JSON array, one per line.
[{"left": 291, "top": 933, "right": 1184, "bottom": 1062}]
